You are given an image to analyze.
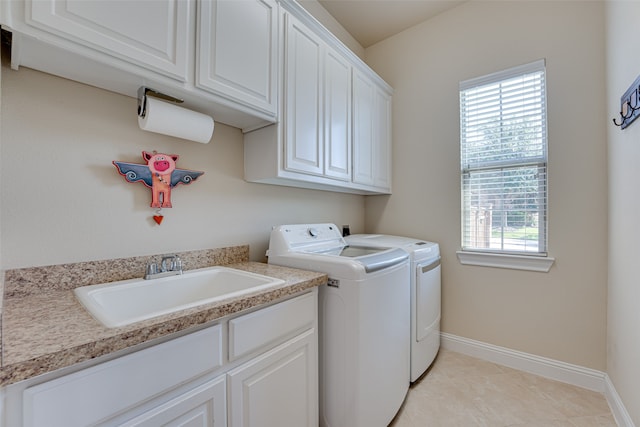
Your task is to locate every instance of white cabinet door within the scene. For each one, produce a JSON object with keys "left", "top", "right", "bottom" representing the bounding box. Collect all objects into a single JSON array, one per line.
[
  {"left": 26, "top": 0, "right": 192, "bottom": 81},
  {"left": 121, "top": 376, "right": 226, "bottom": 427},
  {"left": 197, "top": 0, "right": 278, "bottom": 116},
  {"left": 283, "top": 13, "right": 324, "bottom": 176},
  {"left": 353, "top": 70, "right": 375, "bottom": 186},
  {"left": 324, "top": 48, "right": 352, "bottom": 181},
  {"left": 352, "top": 70, "right": 392, "bottom": 191},
  {"left": 373, "top": 85, "right": 392, "bottom": 190},
  {"left": 227, "top": 329, "right": 318, "bottom": 427}
]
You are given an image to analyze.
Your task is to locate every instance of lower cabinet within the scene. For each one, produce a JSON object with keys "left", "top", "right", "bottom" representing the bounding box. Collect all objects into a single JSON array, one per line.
[
  {"left": 4, "top": 290, "right": 318, "bottom": 427},
  {"left": 121, "top": 375, "right": 227, "bottom": 427},
  {"left": 228, "top": 330, "right": 316, "bottom": 427}
]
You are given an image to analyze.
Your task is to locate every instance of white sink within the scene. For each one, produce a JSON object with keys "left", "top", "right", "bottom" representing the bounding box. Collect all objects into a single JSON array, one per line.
[{"left": 74, "top": 266, "right": 285, "bottom": 328}]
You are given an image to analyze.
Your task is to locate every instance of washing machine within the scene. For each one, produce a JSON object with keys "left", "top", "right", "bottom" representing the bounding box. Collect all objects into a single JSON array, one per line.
[
  {"left": 346, "top": 233, "right": 441, "bottom": 382},
  {"left": 267, "top": 224, "right": 410, "bottom": 427}
]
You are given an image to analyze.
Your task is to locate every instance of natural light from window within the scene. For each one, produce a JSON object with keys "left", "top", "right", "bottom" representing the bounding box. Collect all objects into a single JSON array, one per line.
[{"left": 459, "top": 60, "right": 548, "bottom": 256}]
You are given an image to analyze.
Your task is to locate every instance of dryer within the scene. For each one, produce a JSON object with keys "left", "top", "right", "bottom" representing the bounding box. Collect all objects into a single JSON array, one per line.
[
  {"left": 346, "top": 233, "right": 441, "bottom": 382},
  {"left": 267, "top": 224, "right": 410, "bottom": 427}
]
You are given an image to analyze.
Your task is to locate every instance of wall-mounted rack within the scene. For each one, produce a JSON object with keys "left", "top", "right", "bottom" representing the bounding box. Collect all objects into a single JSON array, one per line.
[{"left": 613, "top": 74, "right": 640, "bottom": 129}]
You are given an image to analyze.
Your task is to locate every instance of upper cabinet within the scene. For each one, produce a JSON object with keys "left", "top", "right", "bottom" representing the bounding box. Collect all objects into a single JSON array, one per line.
[
  {"left": 353, "top": 69, "right": 392, "bottom": 190},
  {"left": 197, "top": 0, "right": 278, "bottom": 117},
  {"left": 282, "top": 12, "right": 324, "bottom": 177},
  {"left": 1, "top": 0, "right": 278, "bottom": 131},
  {"left": 323, "top": 46, "right": 353, "bottom": 182},
  {"left": 281, "top": 15, "right": 352, "bottom": 182},
  {"left": 26, "top": 0, "right": 191, "bottom": 81},
  {"left": 244, "top": 1, "right": 392, "bottom": 195}
]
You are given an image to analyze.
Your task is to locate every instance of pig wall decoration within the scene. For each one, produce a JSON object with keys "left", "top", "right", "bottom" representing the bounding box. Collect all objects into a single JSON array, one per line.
[{"left": 113, "top": 151, "right": 204, "bottom": 210}]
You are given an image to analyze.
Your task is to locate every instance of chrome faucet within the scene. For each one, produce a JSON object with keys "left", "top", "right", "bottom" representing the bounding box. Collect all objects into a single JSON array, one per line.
[{"left": 145, "top": 254, "right": 183, "bottom": 280}]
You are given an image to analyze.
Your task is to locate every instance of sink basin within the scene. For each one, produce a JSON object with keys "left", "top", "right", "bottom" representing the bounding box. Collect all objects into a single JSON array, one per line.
[{"left": 74, "top": 266, "right": 285, "bottom": 328}]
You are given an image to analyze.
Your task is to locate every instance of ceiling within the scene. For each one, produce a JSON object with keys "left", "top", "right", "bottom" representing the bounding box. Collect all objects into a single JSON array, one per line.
[{"left": 317, "top": 0, "right": 467, "bottom": 48}]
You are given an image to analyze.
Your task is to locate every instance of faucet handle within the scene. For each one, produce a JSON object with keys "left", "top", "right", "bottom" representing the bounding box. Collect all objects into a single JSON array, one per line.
[
  {"left": 145, "top": 262, "right": 158, "bottom": 278},
  {"left": 161, "top": 254, "right": 174, "bottom": 272},
  {"left": 161, "top": 254, "right": 183, "bottom": 272},
  {"left": 174, "top": 256, "right": 183, "bottom": 272}
]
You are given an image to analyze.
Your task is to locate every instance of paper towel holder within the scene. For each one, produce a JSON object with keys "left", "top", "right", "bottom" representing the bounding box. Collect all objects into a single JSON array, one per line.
[{"left": 137, "top": 86, "right": 184, "bottom": 118}]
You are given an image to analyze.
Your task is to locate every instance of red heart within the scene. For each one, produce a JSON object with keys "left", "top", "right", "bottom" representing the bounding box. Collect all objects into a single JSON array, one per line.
[{"left": 153, "top": 215, "right": 164, "bottom": 225}]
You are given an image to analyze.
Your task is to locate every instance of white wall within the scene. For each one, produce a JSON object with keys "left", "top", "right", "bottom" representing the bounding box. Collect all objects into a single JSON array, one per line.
[
  {"left": 0, "top": 63, "right": 365, "bottom": 269},
  {"left": 606, "top": 1, "right": 640, "bottom": 424},
  {"left": 364, "top": 1, "right": 608, "bottom": 370}
]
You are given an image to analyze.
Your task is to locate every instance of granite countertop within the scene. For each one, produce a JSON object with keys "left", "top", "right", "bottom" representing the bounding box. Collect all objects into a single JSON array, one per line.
[{"left": 0, "top": 246, "right": 327, "bottom": 386}]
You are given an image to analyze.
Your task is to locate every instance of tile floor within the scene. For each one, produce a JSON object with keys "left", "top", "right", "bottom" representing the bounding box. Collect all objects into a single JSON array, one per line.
[{"left": 389, "top": 349, "right": 617, "bottom": 427}]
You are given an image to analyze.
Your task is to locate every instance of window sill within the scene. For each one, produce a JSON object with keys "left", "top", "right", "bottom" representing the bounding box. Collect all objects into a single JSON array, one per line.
[{"left": 456, "top": 251, "right": 555, "bottom": 272}]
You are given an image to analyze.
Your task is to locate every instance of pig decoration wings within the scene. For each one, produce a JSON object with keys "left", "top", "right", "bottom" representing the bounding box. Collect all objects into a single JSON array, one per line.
[{"left": 113, "top": 151, "right": 204, "bottom": 209}]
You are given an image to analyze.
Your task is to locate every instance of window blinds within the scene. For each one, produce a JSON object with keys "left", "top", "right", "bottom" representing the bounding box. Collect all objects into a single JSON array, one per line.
[{"left": 460, "top": 60, "right": 547, "bottom": 255}]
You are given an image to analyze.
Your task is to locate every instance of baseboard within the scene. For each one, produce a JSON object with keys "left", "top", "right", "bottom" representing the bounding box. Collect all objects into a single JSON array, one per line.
[
  {"left": 440, "top": 332, "right": 605, "bottom": 391},
  {"left": 604, "top": 374, "right": 637, "bottom": 427},
  {"left": 440, "top": 333, "right": 636, "bottom": 427}
]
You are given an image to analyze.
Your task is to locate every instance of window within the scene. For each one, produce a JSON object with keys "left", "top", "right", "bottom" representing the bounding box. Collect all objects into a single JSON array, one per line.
[{"left": 459, "top": 60, "right": 548, "bottom": 260}]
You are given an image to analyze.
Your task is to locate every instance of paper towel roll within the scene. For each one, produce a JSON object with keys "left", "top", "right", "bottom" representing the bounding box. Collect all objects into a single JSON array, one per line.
[{"left": 138, "top": 97, "right": 214, "bottom": 144}]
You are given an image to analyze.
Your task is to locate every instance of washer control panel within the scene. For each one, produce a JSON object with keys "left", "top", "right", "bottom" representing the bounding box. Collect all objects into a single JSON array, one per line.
[{"left": 270, "top": 223, "right": 345, "bottom": 250}]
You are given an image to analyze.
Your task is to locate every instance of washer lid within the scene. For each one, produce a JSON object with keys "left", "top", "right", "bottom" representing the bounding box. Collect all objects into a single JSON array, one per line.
[
  {"left": 302, "top": 246, "right": 408, "bottom": 273},
  {"left": 345, "top": 234, "right": 440, "bottom": 259}
]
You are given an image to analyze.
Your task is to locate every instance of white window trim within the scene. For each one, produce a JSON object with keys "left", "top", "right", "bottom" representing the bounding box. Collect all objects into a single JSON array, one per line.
[
  {"left": 456, "top": 250, "right": 555, "bottom": 272},
  {"left": 460, "top": 59, "right": 546, "bottom": 91},
  {"left": 459, "top": 59, "right": 549, "bottom": 263}
]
